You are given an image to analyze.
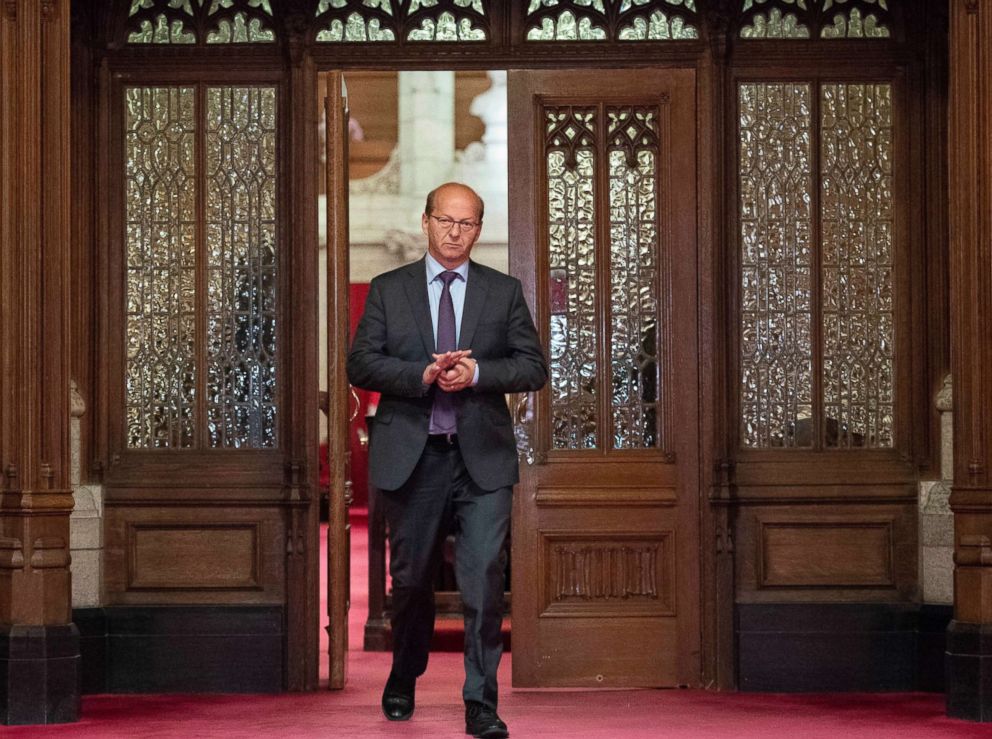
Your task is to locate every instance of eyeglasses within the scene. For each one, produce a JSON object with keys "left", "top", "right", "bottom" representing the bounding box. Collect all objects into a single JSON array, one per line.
[{"left": 429, "top": 214, "right": 480, "bottom": 232}]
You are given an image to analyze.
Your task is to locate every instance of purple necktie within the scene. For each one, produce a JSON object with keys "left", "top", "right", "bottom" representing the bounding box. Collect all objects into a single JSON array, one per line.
[{"left": 430, "top": 271, "right": 459, "bottom": 434}]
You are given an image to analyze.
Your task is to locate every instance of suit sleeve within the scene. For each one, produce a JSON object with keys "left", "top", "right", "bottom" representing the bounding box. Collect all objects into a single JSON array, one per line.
[
  {"left": 346, "top": 279, "right": 430, "bottom": 398},
  {"left": 473, "top": 279, "right": 548, "bottom": 394}
]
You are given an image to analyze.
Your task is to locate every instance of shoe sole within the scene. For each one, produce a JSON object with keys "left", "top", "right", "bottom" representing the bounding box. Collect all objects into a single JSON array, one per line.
[{"left": 465, "top": 727, "right": 508, "bottom": 738}]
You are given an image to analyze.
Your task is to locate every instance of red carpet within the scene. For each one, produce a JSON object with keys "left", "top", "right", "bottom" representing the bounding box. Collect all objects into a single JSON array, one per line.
[{"left": 8, "top": 513, "right": 985, "bottom": 738}]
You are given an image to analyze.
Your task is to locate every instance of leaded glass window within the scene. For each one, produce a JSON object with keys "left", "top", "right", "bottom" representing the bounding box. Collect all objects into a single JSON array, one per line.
[
  {"left": 545, "top": 104, "right": 666, "bottom": 452},
  {"left": 314, "top": 0, "right": 489, "bottom": 42},
  {"left": 738, "top": 82, "right": 894, "bottom": 450},
  {"left": 738, "top": 0, "right": 891, "bottom": 40},
  {"left": 125, "top": 87, "right": 198, "bottom": 447},
  {"left": 608, "top": 107, "right": 662, "bottom": 449},
  {"left": 820, "top": 83, "right": 893, "bottom": 447},
  {"left": 124, "top": 85, "right": 279, "bottom": 449},
  {"left": 526, "top": 0, "right": 699, "bottom": 41},
  {"left": 127, "top": 0, "right": 275, "bottom": 44},
  {"left": 205, "top": 87, "right": 278, "bottom": 448},
  {"left": 547, "top": 107, "right": 599, "bottom": 449},
  {"left": 738, "top": 83, "right": 814, "bottom": 448}
]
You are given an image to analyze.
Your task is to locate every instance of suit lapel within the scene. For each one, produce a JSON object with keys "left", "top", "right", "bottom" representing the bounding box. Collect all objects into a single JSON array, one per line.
[
  {"left": 459, "top": 261, "right": 490, "bottom": 351},
  {"left": 402, "top": 257, "right": 436, "bottom": 358}
]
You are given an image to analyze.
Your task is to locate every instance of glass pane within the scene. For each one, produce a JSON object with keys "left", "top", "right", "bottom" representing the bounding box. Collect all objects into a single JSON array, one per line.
[
  {"left": 821, "top": 5, "right": 890, "bottom": 38},
  {"left": 125, "top": 87, "right": 197, "bottom": 448},
  {"left": 608, "top": 106, "right": 661, "bottom": 449},
  {"left": 205, "top": 87, "right": 279, "bottom": 448},
  {"left": 617, "top": 10, "right": 699, "bottom": 40},
  {"left": 206, "top": 0, "right": 277, "bottom": 44},
  {"left": 740, "top": 5, "right": 810, "bottom": 39},
  {"left": 315, "top": 0, "right": 395, "bottom": 41},
  {"left": 546, "top": 107, "right": 598, "bottom": 449},
  {"left": 821, "top": 83, "right": 894, "bottom": 448},
  {"left": 407, "top": 11, "right": 487, "bottom": 41},
  {"left": 738, "top": 83, "right": 814, "bottom": 448}
]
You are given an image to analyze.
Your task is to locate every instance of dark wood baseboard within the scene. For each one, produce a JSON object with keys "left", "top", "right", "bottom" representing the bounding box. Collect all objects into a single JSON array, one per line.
[
  {"left": 74, "top": 605, "right": 283, "bottom": 694},
  {"left": 737, "top": 602, "right": 951, "bottom": 692}
]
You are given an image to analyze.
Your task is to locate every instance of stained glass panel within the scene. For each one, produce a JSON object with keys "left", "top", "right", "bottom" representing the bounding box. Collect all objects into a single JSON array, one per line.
[
  {"left": 407, "top": 11, "right": 486, "bottom": 41},
  {"left": 128, "top": 0, "right": 194, "bottom": 44},
  {"left": 607, "top": 106, "right": 661, "bottom": 449},
  {"left": 528, "top": 9, "right": 607, "bottom": 40},
  {"left": 316, "top": 11, "right": 397, "bottom": 42},
  {"left": 821, "top": 6, "right": 890, "bottom": 38},
  {"left": 546, "top": 107, "right": 598, "bottom": 449},
  {"left": 740, "top": 6, "right": 810, "bottom": 38},
  {"left": 820, "top": 83, "right": 893, "bottom": 448},
  {"left": 739, "top": 83, "right": 814, "bottom": 448},
  {"left": 205, "top": 86, "right": 278, "bottom": 448},
  {"left": 206, "top": 0, "right": 276, "bottom": 44},
  {"left": 618, "top": 10, "right": 699, "bottom": 40},
  {"left": 125, "top": 87, "right": 197, "bottom": 448}
]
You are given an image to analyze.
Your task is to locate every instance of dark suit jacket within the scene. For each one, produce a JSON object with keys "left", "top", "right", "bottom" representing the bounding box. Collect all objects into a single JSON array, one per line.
[{"left": 347, "top": 257, "right": 547, "bottom": 492}]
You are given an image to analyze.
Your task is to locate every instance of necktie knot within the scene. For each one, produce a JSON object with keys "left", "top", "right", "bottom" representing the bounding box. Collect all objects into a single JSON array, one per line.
[{"left": 438, "top": 270, "right": 459, "bottom": 287}]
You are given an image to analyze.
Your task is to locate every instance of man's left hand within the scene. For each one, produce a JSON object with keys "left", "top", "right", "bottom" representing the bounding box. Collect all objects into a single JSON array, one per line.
[{"left": 437, "top": 356, "right": 476, "bottom": 393}]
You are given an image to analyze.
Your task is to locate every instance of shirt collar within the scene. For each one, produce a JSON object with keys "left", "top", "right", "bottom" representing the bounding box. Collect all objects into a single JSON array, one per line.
[{"left": 425, "top": 253, "right": 469, "bottom": 284}]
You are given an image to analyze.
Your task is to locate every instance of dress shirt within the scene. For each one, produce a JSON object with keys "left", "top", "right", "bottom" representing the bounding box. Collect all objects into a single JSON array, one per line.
[{"left": 425, "top": 253, "right": 479, "bottom": 386}]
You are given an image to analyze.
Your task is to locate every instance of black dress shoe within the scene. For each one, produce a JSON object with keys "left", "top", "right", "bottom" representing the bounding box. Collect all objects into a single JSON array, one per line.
[
  {"left": 465, "top": 701, "right": 508, "bottom": 738},
  {"left": 381, "top": 674, "right": 415, "bottom": 721}
]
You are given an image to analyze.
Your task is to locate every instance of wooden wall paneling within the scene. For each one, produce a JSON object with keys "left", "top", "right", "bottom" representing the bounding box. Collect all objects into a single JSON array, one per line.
[
  {"left": 735, "top": 502, "right": 918, "bottom": 602},
  {"left": 946, "top": 0, "right": 992, "bottom": 721},
  {"left": 102, "top": 506, "right": 284, "bottom": 605}
]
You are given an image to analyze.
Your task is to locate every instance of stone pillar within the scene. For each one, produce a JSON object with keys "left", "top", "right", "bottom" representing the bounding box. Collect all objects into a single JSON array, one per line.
[
  {"left": 921, "top": 376, "right": 953, "bottom": 605},
  {"left": 947, "top": 0, "right": 992, "bottom": 722},
  {"left": 69, "top": 382, "right": 102, "bottom": 609},
  {"left": 0, "top": 0, "right": 79, "bottom": 725}
]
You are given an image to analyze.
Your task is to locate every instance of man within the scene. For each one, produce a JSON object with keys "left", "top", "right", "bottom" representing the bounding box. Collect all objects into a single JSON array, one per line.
[{"left": 347, "top": 182, "right": 547, "bottom": 738}]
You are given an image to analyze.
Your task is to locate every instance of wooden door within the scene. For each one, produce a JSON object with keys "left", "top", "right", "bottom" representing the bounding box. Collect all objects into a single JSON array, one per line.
[
  {"left": 508, "top": 69, "right": 700, "bottom": 688},
  {"left": 325, "top": 72, "right": 351, "bottom": 689}
]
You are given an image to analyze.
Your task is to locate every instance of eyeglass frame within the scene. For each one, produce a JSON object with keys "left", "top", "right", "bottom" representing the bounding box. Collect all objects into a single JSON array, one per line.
[{"left": 428, "top": 213, "right": 482, "bottom": 232}]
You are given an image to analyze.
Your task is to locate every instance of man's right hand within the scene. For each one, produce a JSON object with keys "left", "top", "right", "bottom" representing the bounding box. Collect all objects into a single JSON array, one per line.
[{"left": 423, "top": 350, "right": 472, "bottom": 386}]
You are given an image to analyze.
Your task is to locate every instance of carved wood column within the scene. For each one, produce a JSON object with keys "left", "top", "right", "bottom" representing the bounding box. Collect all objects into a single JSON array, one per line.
[
  {"left": 947, "top": 0, "right": 992, "bottom": 723},
  {"left": 0, "top": 0, "right": 78, "bottom": 725}
]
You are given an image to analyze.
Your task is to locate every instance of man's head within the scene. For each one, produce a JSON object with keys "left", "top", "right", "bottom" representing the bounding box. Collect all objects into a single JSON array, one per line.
[{"left": 422, "top": 182, "right": 484, "bottom": 269}]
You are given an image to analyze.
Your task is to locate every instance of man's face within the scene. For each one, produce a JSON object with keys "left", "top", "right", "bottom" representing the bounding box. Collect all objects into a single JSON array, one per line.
[{"left": 421, "top": 185, "right": 483, "bottom": 269}]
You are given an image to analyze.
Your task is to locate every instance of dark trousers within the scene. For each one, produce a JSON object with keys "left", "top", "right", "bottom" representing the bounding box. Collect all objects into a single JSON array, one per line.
[{"left": 380, "top": 438, "right": 511, "bottom": 709}]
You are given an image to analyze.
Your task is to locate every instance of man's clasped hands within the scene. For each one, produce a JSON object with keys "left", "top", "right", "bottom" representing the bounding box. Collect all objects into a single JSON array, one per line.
[{"left": 423, "top": 350, "right": 476, "bottom": 393}]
